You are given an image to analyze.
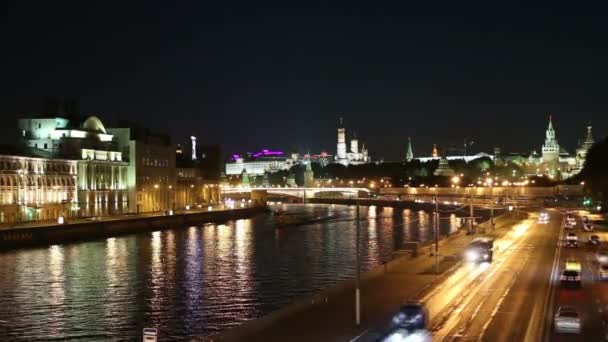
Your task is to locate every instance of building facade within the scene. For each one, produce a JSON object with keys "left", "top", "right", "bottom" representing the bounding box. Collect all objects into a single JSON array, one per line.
[
  {"left": 0, "top": 153, "right": 77, "bottom": 223},
  {"left": 175, "top": 167, "right": 220, "bottom": 209},
  {"left": 19, "top": 114, "right": 129, "bottom": 216},
  {"left": 109, "top": 126, "right": 176, "bottom": 213}
]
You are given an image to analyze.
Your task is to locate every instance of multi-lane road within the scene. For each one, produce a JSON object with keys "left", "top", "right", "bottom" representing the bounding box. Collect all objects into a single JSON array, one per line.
[
  {"left": 549, "top": 212, "right": 608, "bottom": 341},
  {"left": 360, "top": 208, "right": 608, "bottom": 342}
]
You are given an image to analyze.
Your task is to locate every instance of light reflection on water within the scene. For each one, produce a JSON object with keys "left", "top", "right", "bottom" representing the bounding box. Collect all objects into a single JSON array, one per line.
[{"left": 0, "top": 204, "right": 478, "bottom": 340}]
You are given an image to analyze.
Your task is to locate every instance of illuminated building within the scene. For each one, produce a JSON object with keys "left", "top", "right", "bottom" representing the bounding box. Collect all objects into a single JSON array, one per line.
[
  {"left": 303, "top": 160, "right": 314, "bottom": 187},
  {"left": 109, "top": 125, "right": 176, "bottom": 213},
  {"left": 334, "top": 118, "right": 371, "bottom": 166},
  {"left": 0, "top": 147, "right": 77, "bottom": 223},
  {"left": 433, "top": 157, "right": 455, "bottom": 176},
  {"left": 19, "top": 113, "right": 128, "bottom": 216},
  {"left": 225, "top": 149, "right": 295, "bottom": 176},
  {"left": 432, "top": 144, "right": 439, "bottom": 158},
  {"left": 406, "top": 137, "right": 414, "bottom": 162},
  {"left": 541, "top": 115, "right": 560, "bottom": 164},
  {"left": 575, "top": 124, "right": 594, "bottom": 171}
]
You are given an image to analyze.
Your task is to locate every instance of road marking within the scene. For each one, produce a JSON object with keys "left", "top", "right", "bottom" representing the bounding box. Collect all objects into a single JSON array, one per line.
[
  {"left": 349, "top": 329, "right": 369, "bottom": 342},
  {"left": 541, "top": 212, "right": 565, "bottom": 342},
  {"left": 477, "top": 268, "right": 521, "bottom": 341}
]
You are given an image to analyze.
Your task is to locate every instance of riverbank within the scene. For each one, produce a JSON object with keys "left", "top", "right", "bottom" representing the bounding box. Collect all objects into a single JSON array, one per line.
[
  {"left": 213, "top": 210, "right": 526, "bottom": 342},
  {"left": 309, "top": 197, "right": 504, "bottom": 214},
  {"left": 0, "top": 205, "right": 268, "bottom": 249}
]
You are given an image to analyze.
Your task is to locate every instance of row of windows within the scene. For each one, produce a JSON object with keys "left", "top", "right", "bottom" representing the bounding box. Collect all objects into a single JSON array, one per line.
[
  {"left": 0, "top": 175, "right": 76, "bottom": 187},
  {"left": 142, "top": 157, "right": 170, "bottom": 168},
  {"left": 0, "top": 158, "right": 75, "bottom": 174}
]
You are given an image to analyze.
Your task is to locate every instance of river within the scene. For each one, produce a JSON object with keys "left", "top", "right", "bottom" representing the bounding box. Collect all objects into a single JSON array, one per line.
[{"left": 0, "top": 203, "right": 477, "bottom": 340}]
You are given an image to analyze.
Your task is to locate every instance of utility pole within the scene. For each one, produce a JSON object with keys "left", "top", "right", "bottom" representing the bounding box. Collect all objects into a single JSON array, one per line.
[
  {"left": 355, "top": 202, "right": 361, "bottom": 326},
  {"left": 469, "top": 193, "right": 474, "bottom": 234},
  {"left": 434, "top": 195, "right": 439, "bottom": 274}
]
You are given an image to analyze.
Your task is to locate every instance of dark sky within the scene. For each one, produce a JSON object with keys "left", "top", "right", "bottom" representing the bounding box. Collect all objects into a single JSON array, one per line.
[{"left": 1, "top": 2, "right": 607, "bottom": 160}]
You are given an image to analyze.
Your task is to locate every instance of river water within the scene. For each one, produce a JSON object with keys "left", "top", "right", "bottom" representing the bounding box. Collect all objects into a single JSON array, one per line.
[{"left": 0, "top": 204, "right": 473, "bottom": 341}]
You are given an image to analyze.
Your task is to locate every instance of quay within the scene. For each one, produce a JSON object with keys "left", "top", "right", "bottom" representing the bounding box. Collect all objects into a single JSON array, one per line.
[{"left": 0, "top": 205, "right": 268, "bottom": 249}]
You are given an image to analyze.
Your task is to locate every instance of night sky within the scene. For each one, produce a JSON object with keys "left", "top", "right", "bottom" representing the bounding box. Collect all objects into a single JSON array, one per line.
[{"left": 2, "top": 2, "right": 607, "bottom": 161}]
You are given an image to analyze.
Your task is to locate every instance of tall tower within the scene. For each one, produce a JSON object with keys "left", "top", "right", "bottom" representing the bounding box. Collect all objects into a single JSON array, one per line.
[
  {"left": 191, "top": 136, "right": 197, "bottom": 160},
  {"left": 336, "top": 117, "right": 347, "bottom": 164},
  {"left": 432, "top": 144, "right": 439, "bottom": 158},
  {"left": 575, "top": 122, "right": 594, "bottom": 170},
  {"left": 304, "top": 159, "right": 315, "bottom": 187},
  {"left": 350, "top": 135, "right": 359, "bottom": 154},
  {"left": 541, "top": 115, "right": 560, "bottom": 164},
  {"left": 406, "top": 137, "right": 414, "bottom": 162}
]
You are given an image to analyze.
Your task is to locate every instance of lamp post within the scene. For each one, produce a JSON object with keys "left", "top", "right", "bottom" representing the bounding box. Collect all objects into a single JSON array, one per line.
[
  {"left": 434, "top": 195, "right": 439, "bottom": 273},
  {"left": 355, "top": 201, "right": 361, "bottom": 326},
  {"left": 153, "top": 184, "right": 159, "bottom": 212}
]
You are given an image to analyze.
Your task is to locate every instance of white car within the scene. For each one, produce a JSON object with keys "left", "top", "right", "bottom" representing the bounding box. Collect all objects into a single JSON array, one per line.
[
  {"left": 596, "top": 251, "right": 608, "bottom": 264},
  {"left": 554, "top": 306, "right": 581, "bottom": 334},
  {"left": 583, "top": 223, "right": 594, "bottom": 232},
  {"left": 566, "top": 233, "right": 578, "bottom": 247}
]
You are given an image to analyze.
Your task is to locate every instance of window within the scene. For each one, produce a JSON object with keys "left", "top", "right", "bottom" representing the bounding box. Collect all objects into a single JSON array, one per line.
[
  {"left": 34, "top": 143, "right": 37, "bottom": 148},
  {"left": 44, "top": 143, "right": 48, "bottom": 149},
  {"left": 38, "top": 123, "right": 41, "bottom": 129}
]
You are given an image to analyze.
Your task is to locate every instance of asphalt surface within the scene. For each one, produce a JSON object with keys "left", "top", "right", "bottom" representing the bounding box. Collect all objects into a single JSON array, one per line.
[
  {"left": 351, "top": 211, "right": 549, "bottom": 342},
  {"left": 549, "top": 212, "right": 608, "bottom": 341},
  {"left": 423, "top": 210, "right": 560, "bottom": 342}
]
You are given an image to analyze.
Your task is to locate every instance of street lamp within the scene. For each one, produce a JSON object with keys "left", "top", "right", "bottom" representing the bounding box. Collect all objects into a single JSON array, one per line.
[{"left": 153, "top": 184, "right": 159, "bottom": 212}]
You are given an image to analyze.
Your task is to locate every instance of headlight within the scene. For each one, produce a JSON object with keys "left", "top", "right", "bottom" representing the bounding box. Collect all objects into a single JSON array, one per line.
[
  {"left": 483, "top": 254, "right": 489, "bottom": 259},
  {"left": 466, "top": 250, "right": 479, "bottom": 262}
]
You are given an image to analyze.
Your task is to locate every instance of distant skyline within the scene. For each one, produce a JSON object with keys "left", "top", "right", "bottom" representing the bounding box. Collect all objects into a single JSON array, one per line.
[{"left": 1, "top": 2, "right": 607, "bottom": 160}]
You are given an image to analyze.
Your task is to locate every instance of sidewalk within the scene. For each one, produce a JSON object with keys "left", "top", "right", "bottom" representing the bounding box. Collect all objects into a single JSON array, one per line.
[
  {"left": 214, "top": 213, "right": 525, "bottom": 342},
  {"left": 0, "top": 204, "right": 229, "bottom": 231}
]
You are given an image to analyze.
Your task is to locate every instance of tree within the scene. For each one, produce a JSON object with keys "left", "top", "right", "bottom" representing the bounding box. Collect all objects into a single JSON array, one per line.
[{"left": 578, "top": 137, "right": 608, "bottom": 209}]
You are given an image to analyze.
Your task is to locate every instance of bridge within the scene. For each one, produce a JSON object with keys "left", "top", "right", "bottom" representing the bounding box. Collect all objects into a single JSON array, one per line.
[{"left": 220, "top": 186, "right": 370, "bottom": 199}]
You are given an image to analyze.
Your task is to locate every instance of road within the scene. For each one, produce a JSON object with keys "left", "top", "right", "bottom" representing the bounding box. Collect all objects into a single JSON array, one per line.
[
  {"left": 364, "top": 209, "right": 608, "bottom": 342},
  {"left": 549, "top": 212, "right": 608, "bottom": 341},
  {"left": 425, "top": 209, "right": 560, "bottom": 342},
  {"left": 354, "top": 209, "right": 563, "bottom": 342}
]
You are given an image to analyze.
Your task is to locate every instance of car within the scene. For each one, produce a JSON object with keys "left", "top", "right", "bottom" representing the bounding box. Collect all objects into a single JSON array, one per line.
[
  {"left": 378, "top": 329, "right": 432, "bottom": 342},
  {"left": 588, "top": 235, "right": 600, "bottom": 246},
  {"left": 391, "top": 302, "right": 429, "bottom": 332},
  {"left": 567, "top": 217, "right": 576, "bottom": 226},
  {"left": 599, "top": 265, "right": 608, "bottom": 281},
  {"left": 560, "top": 270, "right": 581, "bottom": 287},
  {"left": 596, "top": 250, "right": 608, "bottom": 264},
  {"left": 564, "top": 221, "right": 575, "bottom": 230},
  {"left": 583, "top": 216, "right": 589, "bottom": 224},
  {"left": 554, "top": 306, "right": 581, "bottom": 334},
  {"left": 583, "top": 223, "right": 594, "bottom": 232},
  {"left": 565, "top": 260, "right": 582, "bottom": 272},
  {"left": 464, "top": 237, "right": 494, "bottom": 263},
  {"left": 566, "top": 233, "right": 578, "bottom": 248}
]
